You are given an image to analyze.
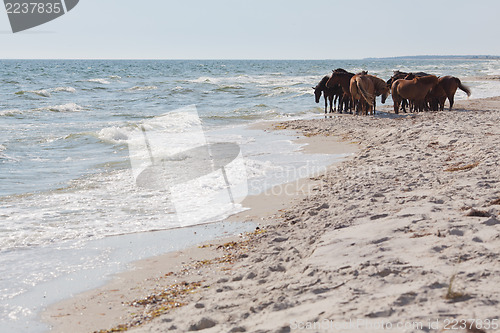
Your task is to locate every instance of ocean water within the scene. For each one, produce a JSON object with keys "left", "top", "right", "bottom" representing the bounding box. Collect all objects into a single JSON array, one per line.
[{"left": 1, "top": 59, "right": 500, "bottom": 332}]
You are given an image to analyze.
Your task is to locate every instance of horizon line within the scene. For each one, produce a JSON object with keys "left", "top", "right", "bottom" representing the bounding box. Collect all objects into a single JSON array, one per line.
[{"left": 0, "top": 55, "right": 498, "bottom": 61}]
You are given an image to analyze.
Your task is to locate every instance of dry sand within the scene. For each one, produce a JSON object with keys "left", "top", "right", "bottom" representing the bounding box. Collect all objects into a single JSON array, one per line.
[{"left": 43, "top": 97, "right": 500, "bottom": 333}]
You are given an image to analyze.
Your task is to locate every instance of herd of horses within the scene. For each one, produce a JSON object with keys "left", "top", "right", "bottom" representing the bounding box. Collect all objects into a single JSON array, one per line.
[{"left": 314, "top": 69, "right": 471, "bottom": 116}]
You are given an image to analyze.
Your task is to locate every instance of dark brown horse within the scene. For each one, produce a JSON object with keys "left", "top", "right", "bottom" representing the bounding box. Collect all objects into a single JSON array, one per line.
[
  {"left": 325, "top": 70, "right": 355, "bottom": 113},
  {"left": 313, "top": 75, "right": 343, "bottom": 115},
  {"left": 428, "top": 76, "right": 471, "bottom": 111},
  {"left": 391, "top": 75, "right": 439, "bottom": 113}
]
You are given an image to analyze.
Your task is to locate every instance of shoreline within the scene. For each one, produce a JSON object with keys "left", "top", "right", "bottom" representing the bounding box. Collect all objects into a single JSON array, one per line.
[
  {"left": 42, "top": 122, "right": 357, "bottom": 333},
  {"left": 44, "top": 97, "right": 500, "bottom": 333}
]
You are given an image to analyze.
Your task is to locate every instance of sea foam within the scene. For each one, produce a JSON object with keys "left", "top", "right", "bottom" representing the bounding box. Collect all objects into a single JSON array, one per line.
[{"left": 88, "top": 78, "right": 111, "bottom": 85}]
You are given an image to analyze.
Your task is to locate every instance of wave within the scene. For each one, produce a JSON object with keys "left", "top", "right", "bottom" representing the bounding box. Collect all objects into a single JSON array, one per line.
[
  {"left": 214, "top": 85, "right": 245, "bottom": 92},
  {"left": 97, "top": 126, "right": 130, "bottom": 144},
  {"left": 88, "top": 78, "right": 110, "bottom": 85},
  {"left": 128, "top": 85, "right": 158, "bottom": 91},
  {"left": 37, "top": 103, "right": 83, "bottom": 113},
  {"left": 14, "top": 86, "right": 76, "bottom": 97},
  {"left": 53, "top": 86, "right": 77, "bottom": 93},
  {"left": 189, "top": 76, "right": 217, "bottom": 84},
  {"left": 32, "top": 89, "right": 51, "bottom": 97},
  {"left": 14, "top": 89, "right": 51, "bottom": 97},
  {"left": 170, "top": 86, "right": 194, "bottom": 94},
  {"left": 0, "top": 109, "right": 23, "bottom": 117}
]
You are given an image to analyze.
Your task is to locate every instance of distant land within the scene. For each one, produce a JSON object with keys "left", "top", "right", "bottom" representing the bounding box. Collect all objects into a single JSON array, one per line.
[{"left": 364, "top": 55, "right": 500, "bottom": 60}]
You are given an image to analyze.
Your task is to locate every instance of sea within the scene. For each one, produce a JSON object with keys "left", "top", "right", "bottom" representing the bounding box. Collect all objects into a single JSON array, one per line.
[{"left": 1, "top": 58, "right": 500, "bottom": 332}]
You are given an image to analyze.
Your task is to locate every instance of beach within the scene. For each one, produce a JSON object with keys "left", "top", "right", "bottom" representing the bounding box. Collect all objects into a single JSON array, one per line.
[{"left": 43, "top": 96, "right": 500, "bottom": 333}]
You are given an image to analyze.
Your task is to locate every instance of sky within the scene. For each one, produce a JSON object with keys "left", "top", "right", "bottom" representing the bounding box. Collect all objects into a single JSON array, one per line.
[{"left": 0, "top": 0, "right": 499, "bottom": 60}]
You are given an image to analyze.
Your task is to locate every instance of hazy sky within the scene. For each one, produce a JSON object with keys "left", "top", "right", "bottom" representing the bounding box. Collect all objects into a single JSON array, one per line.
[{"left": 1, "top": 0, "right": 499, "bottom": 59}]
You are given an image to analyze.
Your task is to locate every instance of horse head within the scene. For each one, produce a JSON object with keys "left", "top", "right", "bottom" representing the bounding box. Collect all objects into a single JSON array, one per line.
[
  {"left": 381, "top": 84, "right": 390, "bottom": 104},
  {"left": 313, "top": 86, "right": 322, "bottom": 103}
]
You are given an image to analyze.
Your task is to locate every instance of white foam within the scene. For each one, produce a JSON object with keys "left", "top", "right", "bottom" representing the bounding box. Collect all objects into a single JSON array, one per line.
[
  {"left": 44, "top": 103, "right": 83, "bottom": 113},
  {"left": 31, "top": 89, "right": 51, "bottom": 97},
  {"left": 190, "top": 76, "right": 217, "bottom": 84},
  {"left": 97, "top": 126, "right": 130, "bottom": 144},
  {"left": 53, "top": 86, "right": 76, "bottom": 93},
  {"left": 0, "top": 109, "right": 23, "bottom": 117},
  {"left": 128, "top": 85, "right": 158, "bottom": 91},
  {"left": 88, "top": 78, "right": 110, "bottom": 85}
]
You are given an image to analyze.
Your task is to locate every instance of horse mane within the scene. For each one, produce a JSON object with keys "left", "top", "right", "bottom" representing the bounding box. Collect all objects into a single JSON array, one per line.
[
  {"left": 316, "top": 75, "right": 331, "bottom": 90},
  {"left": 320, "top": 75, "right": 331, "bottom": 85},
  {"left": 333, "top": 68, "right": 348, "bottom": 73}
]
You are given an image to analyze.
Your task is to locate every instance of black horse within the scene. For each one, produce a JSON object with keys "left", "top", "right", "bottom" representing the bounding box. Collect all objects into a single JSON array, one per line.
[{"left": 313, "top": 74, "right": 343, "bottom": 116}]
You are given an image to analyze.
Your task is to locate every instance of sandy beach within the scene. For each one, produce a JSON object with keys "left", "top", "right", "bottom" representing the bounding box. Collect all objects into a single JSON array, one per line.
[{"left": 43, "top": 96, "right": 500, "bottom": 333}]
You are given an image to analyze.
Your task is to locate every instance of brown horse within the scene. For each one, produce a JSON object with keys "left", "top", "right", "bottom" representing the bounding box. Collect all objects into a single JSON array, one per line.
[
  {"left": 391, "top": 75, "right": 439, "bottom": 113},
  {"left": 428, "top": 76, "right": 471, "bottom": 111},
  {"left": 326, "top": 71, "right": 355, "bottom": 113},
  {"left": 368, "top": 74, "right": 390, "bottom": 113},
  {"left": 387, "top": 71, "right": 432, "bottom": 113},
  {"left": 350, "top": 74, "right": 375, "bottom": 115},
  {"left": 349, "top": 74, "right": 389, "bottom": 115}
]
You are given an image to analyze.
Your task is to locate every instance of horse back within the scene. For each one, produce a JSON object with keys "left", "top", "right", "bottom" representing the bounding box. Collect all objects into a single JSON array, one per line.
[{"left": 395, "top": 77, "right": 433, "bottom": 100}]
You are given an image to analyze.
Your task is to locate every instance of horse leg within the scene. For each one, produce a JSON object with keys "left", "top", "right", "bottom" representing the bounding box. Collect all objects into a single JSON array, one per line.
[
  {"left": 347, "top": 95, "right": 353, "bottom": 114},
  {"left": 448, "top": 95, "right": 454, "bottom": 111},
  {"left": 418, "top": 100, "right": 425, "bottom": 112},
  {"left": 393, "top": 96, "right": 399, "bottom": 114},
  {"left": 431, "top": 97, "right": 438, "bottom": 111},
  {"left": 324, "top": 95, "right": 328, "bottom": 115}
]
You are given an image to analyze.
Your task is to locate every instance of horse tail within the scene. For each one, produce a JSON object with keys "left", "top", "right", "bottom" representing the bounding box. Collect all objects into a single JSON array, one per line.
[
  {"left": 357, "top": 77, "right": 374, "bottom": 106},
  {"left": 455, "top": 78, "right": 471, "bottom": 97}
]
